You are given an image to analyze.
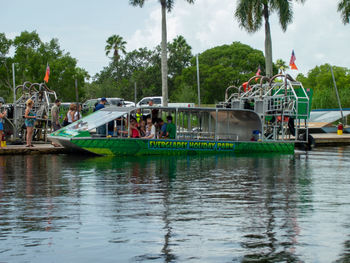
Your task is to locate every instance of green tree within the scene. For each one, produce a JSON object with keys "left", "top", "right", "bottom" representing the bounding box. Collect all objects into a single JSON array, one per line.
[
  {"left": 90, "top": 35, "right": 194, "bottom": 102},
  {"left": 0, "top": 33, "right": 13, "bottom": 99},
  {"left": 235, "top": 0, "right": 306, "bottom": 77},
  {"left": 168, "top": 35, "right": 193, "bottom": 77},
  {"left": 275, "top": 59, "right": 289, "bottom": 74},
  {"left": 338, "top": 0, "right": 350, "bottom": 24},
  {"left": 0, "top": 31, "right": 89, "bottom": 102},
  {"left": 297, "top": 64, "right": 350, "bottom": 109},
  {"left": 105, "top": 34, "right": 127, "bottom": 62},
  {"left": 174, "top": 42, "right": 265, "bottom": 104},
  {"left": 129, "top": 0, "right": 195, "bottom": 106},
  {"left": 90, "top": 47, "right": 162, "bottom": 101}
]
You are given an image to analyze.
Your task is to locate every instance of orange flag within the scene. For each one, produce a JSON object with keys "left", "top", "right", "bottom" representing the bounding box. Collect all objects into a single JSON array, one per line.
[
  {"left": 44, "top": 63, "right": 50, "bottom": 82},
  {"left": 255, "top": 65, "right": 261, "bottom": 81}
]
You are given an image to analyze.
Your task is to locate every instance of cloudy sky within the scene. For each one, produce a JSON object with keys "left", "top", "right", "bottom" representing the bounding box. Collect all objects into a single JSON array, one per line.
[{"left": 2, "top": 0, "right": 349, "bottom": 78}]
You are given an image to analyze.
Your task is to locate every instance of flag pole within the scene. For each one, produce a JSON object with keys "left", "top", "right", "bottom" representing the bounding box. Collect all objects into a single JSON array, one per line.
[
  {"left": 196, "top": 54, "right": 201, "bottom": 107},
  {"left": 330, "top": 65, "right": 344, "bottom": 124}
]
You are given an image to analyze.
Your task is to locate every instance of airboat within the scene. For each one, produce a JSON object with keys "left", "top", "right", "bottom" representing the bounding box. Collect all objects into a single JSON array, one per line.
[
  {"left": 2, "top": 81, "right": 57, "bottom": 143},
  {"left": 48, "top": 74, "right": 313, "bottom": 156}
]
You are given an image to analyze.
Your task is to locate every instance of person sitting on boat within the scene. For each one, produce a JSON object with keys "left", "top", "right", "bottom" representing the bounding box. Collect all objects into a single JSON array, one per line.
[
  {"left": 118, "top": 118, "right": 139, "bottom": 138},
  {"left": 138, "top": 119, "right": 146, "bottom": 137},
  {"left": 165, "top": 115, "right": 176, "bottom": 139},
  {"left": 158, "top": 119, "right": 167, "bottom": 139},
  {"left": 144, "top": 117, "right": 156, "bottom": 139},
  {"left": 114, "top": 115, "right": 127, "bottom": 137},
  {"left": 129, "top": 118, "right": 140, "bottom": 138}
]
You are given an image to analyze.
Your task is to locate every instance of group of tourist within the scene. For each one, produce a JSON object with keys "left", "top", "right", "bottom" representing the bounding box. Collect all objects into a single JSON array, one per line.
[
  {"left": 113, "top": 114, "right": 175, "bottom": 140},
  {"left": 51, "top": 100, "right": 82, "bottom": 130},
  {"left": 93, "top": 98, "right": 176, "bottom": 140},
  {"left": 20, "top": 97, "right": 176, "bottom": 147},
  {"left": 21, "top": 98, "right": 82, "bottom": 147}
]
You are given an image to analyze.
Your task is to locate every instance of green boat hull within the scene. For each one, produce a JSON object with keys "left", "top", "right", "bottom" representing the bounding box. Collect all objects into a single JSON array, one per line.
[{"left": 70, "top": 138, "right": 294, "bottom": 156}]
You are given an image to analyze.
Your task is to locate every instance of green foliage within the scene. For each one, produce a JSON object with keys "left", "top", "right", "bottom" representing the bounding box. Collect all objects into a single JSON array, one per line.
[
  {"left": 338, "top": 0, "right": 350, "bottom": 24},
  {"left": 89, "top": 35, "right": 193, "bottom": 102},
  {"left": 168, "top": 35, "right": 192, "bottom": 77},
  {"left": 0, "top": 31, "right": 89, "bottom": 103},
  {"left": 129, "top": 0, "right": 195, "bottom": 13},
  {"left": 234, "top": 0, "right": 306, "bottom": 77},
  {"left": 275, "top": 59, "right": 289, "bottom": 73},
  {"left": 297, "top": 64, "right": 350, "bottom": 109},
  {"left": 0, "top": 33, "right": 13, "bottom": 99},
  {"left": 235, "top": 0, "right": 306, "bottom": 33},
  {"left": 174, "top": 42, "right": 265, "bottom": 103},
  {"left": 105, "top": 34, "right": 127, "bottom": 61}
]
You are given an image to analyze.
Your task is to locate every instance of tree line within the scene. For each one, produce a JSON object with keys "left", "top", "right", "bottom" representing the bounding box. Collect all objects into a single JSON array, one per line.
[
  {"left": 0, "top": 0, "right": 349, "bottom": 108},
  {"left": 0, "top": 31, "right": 88, "bottom": 102}
]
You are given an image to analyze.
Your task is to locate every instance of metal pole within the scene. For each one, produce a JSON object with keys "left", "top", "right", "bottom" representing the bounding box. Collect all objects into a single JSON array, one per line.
[
  {"left": 134, "top": 82, "right": 137, "bottom": 104},
  {"left": 196, "top": 54, "right": 201, "bottom": 107},
  {"left": 75, "top": 79, "right": 79, "bottom": 113},
  {"left": 12, "top": 63, "right": 17, "bottom": 139},
  {"left": 330, "top": 66, "right": 344, "bottom": 124}
]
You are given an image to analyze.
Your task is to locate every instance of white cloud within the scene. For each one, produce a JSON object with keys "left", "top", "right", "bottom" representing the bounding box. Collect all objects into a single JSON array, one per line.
[
  {"left": 127, "top": 0, "right": 350, "bottom": 76},
  {"left": 2, "top": 0, "right": 350, "bottom": 76}
]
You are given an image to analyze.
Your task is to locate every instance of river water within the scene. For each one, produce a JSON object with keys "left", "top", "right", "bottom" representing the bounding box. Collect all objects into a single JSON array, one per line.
[{"left": 0, "top": 147, "right": 349, "bottom": 262}]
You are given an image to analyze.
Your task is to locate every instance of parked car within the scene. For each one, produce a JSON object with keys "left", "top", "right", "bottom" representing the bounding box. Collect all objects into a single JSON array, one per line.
[
  {"left": 124, "top": 101, "right": 136, "bottom": 107},
  {"left": 136, "top": 96, "right": 195, "bottom": 108},
  {"left": 82, "top": 98, "right": 125, "bottom": 113}
]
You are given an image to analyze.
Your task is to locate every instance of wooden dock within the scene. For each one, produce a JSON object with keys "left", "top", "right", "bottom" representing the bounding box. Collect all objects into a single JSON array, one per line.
[
  {"left": 0, "top": 143, "right": 69, "bottom": 155},
  {"left": 0, "top": 133, "right": 349, "bottom": 155},
  {"left": 312, "top": 133, "right": 350, "bottom": 147}
]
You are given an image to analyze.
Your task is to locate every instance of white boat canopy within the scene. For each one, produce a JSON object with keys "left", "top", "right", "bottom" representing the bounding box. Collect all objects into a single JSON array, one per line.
[{"left": 310, "top": 109, "right": 350, "bottom": 123}]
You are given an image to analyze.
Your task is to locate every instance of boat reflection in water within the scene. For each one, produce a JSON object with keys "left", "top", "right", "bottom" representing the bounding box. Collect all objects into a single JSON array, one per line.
[{"left": 1, "top": 148, "right": 350, "bottom": 262}]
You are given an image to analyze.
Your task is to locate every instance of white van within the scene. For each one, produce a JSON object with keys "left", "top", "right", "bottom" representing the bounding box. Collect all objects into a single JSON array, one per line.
[{"left": 136, "top": 96, "right": 194, "bottom": 108}]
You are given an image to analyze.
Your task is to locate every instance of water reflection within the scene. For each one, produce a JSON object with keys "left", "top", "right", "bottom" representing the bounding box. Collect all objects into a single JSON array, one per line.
[{"left": 0, "top": 149, "right": 349, "bottom": 262}]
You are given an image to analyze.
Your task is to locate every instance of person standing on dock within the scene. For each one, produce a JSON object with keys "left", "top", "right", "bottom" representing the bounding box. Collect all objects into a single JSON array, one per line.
[
  {"left": 51, "top": 99, "right": 61, "bottom": 131},
  {"left": 24, "top": 99, "right": 36, "bottom": 147},
  {"left": 0, "top": 101, "right": 7, "bottom": 148}
]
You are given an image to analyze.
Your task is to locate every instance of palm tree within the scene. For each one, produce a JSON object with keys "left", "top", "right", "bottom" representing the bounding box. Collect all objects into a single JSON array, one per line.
[
  {"left": 129, "top": 0, "right": 195, "bottom": 106},
  {"left": 105, "top": 35, "right": 127, "bottom": 62},
  {"left": 338, "top": 0, "right": 350, "bottom": 24},
  {"left": 275, "top": 59, "right": 289, "bottom": 74},
  {"left": 235, "top": 0, "right": 305, "bottom": 77}
]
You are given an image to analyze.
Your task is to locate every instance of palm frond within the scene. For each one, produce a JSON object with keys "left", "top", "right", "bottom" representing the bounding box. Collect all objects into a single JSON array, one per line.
[{"left": 338, "top": 0, "right": 350, "bottom": 24}]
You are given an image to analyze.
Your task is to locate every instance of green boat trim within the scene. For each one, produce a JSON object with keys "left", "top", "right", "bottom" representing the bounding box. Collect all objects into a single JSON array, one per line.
[{"left": 67, "top": 137, "right": 294, "bottom": 156}]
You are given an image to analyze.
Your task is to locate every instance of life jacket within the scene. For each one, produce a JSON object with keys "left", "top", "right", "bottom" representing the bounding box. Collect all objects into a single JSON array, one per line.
[{"left": 136, "top": 112, "right": 143, "bottom": 123}]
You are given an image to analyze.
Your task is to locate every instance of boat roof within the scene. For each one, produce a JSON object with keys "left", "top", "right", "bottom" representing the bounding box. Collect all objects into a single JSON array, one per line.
[
  {"left": 310, "top": 109, "right": 350, "bottom": 123},
  {"left": 101, "top": 106, "right": 255, "bottom": 113},
  {"left": 49, "top": 106, "right": 261, "bottom": 139}
]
